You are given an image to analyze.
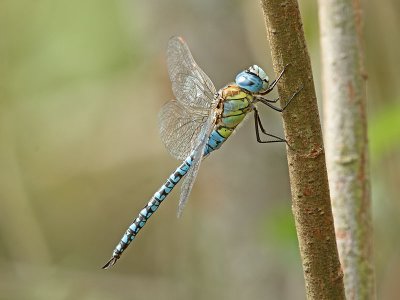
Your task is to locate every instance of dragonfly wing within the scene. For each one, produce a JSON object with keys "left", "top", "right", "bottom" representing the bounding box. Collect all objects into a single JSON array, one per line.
[
  {"left": 167, "top": 36, "right": 216, "bottom": 110},
  {"left": 159, "top": 36, "right": 218, "bottom": 160},
  {"left": 177, "top": 113, "right": 216, "bottom": 217},
  {"left": 159, "top": 100, "right": 209, "bottom": 160}
]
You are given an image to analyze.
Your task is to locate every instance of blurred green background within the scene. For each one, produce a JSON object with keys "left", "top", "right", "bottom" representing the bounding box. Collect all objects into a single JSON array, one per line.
[{"left": 0, "top": 1, "right": 399, "bottom": 299}]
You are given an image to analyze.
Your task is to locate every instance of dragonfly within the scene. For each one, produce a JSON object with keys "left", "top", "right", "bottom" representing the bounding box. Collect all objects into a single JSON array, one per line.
[{"left": 102, "top": 36, "right": 301, "bottom": 269}]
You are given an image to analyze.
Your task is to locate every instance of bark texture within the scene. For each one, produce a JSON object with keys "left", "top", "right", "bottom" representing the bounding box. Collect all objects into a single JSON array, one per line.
[
  {"left": 260, "top": 1, "right": 346, "bottom": 299},
  {"left": 319, "top": 0, "right": 376, "bottom": 299}
]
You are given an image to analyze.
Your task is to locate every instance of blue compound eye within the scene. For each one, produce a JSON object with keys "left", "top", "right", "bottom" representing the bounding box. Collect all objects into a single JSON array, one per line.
[{"left": 235, "top": 71, "right": 263, "bottom": 93}]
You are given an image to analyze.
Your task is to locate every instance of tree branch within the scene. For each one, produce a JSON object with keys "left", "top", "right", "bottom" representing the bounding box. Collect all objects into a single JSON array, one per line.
[
  {"left": 259, "top": 1, "right": 346, "bottom": 299},
  {"left": 319, "top": 0, "right": 376, "bottom": 298}
]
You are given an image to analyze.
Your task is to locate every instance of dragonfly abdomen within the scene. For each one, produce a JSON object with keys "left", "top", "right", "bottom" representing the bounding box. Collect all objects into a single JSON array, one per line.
[
  {"left": 102, "top": 155, "right": 193, "bottom": 269},
  {"left": 204, "top": 129, "right": 227, "bottom": 155}
]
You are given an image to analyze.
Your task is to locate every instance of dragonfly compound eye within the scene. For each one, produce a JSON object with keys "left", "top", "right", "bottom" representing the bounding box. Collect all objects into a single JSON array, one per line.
[
  {"left": 235, "top": 71, "right": 263, "bottom": 93},
  {"left": 236, "top": 65, "right": 270, "bottom": 93},
  {"left": 250, "top": 65, "right": 269, "bottom": 91}
]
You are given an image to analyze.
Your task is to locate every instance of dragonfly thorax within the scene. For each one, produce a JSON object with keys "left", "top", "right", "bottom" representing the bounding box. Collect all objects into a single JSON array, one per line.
[{"left": 235, "top": 65, "right": 269, "bottom": 93}]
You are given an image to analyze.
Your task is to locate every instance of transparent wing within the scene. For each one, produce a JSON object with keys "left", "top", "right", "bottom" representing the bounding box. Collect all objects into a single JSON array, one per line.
[
  {"left": 167, "top": 36, "right": 216, "bottom": 111},
  {"left": 159, "top": 100, "right": 209, "bottom": 160},
  {"left": 177, "top": 113, "right": 216, "bottom": 217},
  {"left": 159, "top": 36, "right": 218, "bottom": 160}
]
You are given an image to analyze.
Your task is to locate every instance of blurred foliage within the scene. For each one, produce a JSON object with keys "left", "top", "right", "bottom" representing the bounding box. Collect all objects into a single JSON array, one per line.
[
  {"left": 0, "top": 0, "right": 138, "bottom": 100},
  {"left": 261, "top": 205, "right": 299, "bottom": 263},
  {"left": 0, "top": 0, "right": 399, "bottom": 299},
  {"left": 369, "top": 102, "right": 400, "bottom": 162}
]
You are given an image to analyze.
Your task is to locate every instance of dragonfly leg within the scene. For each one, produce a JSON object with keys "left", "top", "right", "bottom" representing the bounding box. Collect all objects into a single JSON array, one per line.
[
  {"left": 254, "top": 107, "right": 287, "bottom": 144},
  {"left": 256, "top": 85, "right": 303, "bottom": 112},
  {"left": 258, "top": 63, "right": 290, "bottom": 95},
  {"left": 261, "top": 96, "right": 280, "bottom": 103}
]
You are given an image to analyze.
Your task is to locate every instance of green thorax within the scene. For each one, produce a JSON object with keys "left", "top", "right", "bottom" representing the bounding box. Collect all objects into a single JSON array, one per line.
[{"left": 216, "top": 84, "right": 253, "bottom": 139}]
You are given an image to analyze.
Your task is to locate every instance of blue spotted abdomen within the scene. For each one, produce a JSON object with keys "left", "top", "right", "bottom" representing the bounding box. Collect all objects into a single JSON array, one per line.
[
  {"left": 204, "top": 130, "right": 227, "bottom": 156},
  {"left": 102, "top": 155, "right": 194, "bottom": 269}
]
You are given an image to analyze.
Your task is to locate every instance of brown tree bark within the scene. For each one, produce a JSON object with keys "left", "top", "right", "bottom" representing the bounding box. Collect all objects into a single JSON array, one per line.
[
  {"left": 319, "top": 0, "right": 376, "bottom": 299},
  {"left": 259, "top": 1, "right": 346, "bottom": 299}
]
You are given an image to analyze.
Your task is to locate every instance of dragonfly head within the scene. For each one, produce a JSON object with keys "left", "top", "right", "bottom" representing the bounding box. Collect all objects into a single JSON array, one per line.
[{"left": 235, "top": 65, "right": 269, "bottom": 93}]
